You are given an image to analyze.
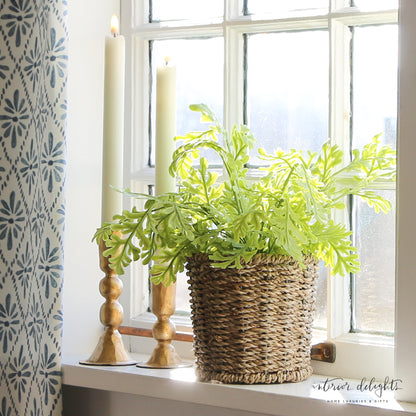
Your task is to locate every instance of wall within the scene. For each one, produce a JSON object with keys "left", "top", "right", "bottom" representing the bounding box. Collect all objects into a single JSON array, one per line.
[{"left": 63, "top": 0, "right": 120, "bottom": 355}]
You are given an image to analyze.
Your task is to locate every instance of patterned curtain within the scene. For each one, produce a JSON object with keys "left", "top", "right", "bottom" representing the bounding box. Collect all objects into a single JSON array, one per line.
[{"left": 0, "top": 0, "right": 67, "bottom": 415}]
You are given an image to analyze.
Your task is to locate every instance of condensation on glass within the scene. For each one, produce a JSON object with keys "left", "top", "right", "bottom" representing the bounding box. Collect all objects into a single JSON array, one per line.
[
  {"left": 245, "top": 0, "right": 328, "bottom": 16},
  {"left": 245, "top": 30, "right": 329, "bottom": 163},
  {"left": 352, "top": 191, "right": 396, "bottom": 335},
  {"left": 314, "top": 263, "right": 328, "bottom": 330},
  {"left": 351, "top": 25, "right": 398, "bottom": 150},
  {"left": 351, "top": 0, "right": 398, "bottom": 10},
  {"left": 175, "top": 270, "right": 191, "bottom": 314},
  {"left": 150, "top": 38, "right": 224, "bottom": 167},
  {"left": 350, "top": 24, "right": 398, "bottom": 335},
  {"left": 150, "top": 0, "right": 224, "bottom": 22}
]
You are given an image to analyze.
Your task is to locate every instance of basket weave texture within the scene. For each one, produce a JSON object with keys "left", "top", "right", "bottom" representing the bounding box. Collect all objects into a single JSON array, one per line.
[{"left": 186, "top": 253, "right": 319, "bottom": 384}]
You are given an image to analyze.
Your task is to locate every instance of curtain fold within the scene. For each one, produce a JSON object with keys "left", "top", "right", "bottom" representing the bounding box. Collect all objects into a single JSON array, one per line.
[{"left": 0, "top": 0, "right": 67, "bottom": 415}]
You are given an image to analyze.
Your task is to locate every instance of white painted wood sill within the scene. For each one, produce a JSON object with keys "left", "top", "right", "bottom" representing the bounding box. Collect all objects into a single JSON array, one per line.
[{"left": 62, "top": 354, "right": 416, "bottom": 416}]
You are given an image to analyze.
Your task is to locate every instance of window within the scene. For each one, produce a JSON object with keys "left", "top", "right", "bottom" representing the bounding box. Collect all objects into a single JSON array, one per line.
[{"left": 121, "top": 0, "right": 399, "bottom": 379}]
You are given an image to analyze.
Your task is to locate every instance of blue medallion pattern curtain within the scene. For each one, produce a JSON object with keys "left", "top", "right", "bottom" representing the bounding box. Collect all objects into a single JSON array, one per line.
[{"left": 0, "top": 0, "right": 67, "bottom": 415}]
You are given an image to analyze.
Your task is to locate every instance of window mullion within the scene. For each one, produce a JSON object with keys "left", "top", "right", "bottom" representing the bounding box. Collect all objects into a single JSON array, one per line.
[
  {"left": 224, "top": 25, "right": 245, "bottom": 130},
  {"left": 330, "top": 0, "right": 350, "bottom": 12},
  {"left": 328, "top": 17, "right": 353, "bottom": 339},
  {"left": 329, "top": 20, "right": 351, "bottom": 150},
  {"left": 130, "top": 37, "right": 151, "bottom": 174},
  {"left": 130, "top": 0, "right": 149, "bottom": 26},
  {"left": 225, "top": 0, "right": 244, "bottom": 20},
  {"left": 123, "top": 2, "right": 155, "bottom": 323}
]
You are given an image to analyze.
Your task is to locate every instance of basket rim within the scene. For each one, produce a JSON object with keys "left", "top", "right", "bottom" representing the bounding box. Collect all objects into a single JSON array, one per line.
[{"left": 186, "top": 252, "right": 318, "bottom": 269}]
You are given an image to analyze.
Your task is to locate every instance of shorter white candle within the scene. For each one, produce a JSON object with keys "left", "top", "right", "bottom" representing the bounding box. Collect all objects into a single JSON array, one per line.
[
  {"left": 155, "top": 57, "right": 176, "bottom": 196},
  {"left": 101, "top": 15, "right": 125, "bottom": 223}
]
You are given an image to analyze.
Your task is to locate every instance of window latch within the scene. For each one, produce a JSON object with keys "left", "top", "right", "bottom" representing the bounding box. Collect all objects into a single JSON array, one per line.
[{"left": 310, "top": 341, "right": 336, "bottom": 363}]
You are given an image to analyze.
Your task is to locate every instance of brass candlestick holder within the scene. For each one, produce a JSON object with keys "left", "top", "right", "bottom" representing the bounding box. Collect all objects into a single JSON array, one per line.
[
  {"left": 80, "top": 237, "right": 136, "bottom": 366},
  {"left": 137, "top": 282, "right": 192, "bottom": 368}
]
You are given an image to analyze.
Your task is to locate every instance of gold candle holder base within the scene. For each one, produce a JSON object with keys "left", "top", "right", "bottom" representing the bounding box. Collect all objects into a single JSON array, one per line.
[
  {"left": 80, "top": 237, "right": 136, "bottom": 366},
  {"left": 136, "top": 349, "right": 193, "bottom": 369},
  {"left": 136, "top": 282, "right": 192, "bottom": 369},
  {"left": 80, "top": 329, "right": 137, "bottom": 366}
]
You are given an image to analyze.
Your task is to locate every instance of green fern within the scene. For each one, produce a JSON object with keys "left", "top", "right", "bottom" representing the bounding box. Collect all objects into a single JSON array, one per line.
[{"left": 94, "top": 105, "right": 396, "bottom": 285}]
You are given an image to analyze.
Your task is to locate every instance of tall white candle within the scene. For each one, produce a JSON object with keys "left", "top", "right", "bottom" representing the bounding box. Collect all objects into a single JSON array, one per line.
[
  {"left": 101, "top": 15, "right": 125, "bottom": 223},
  {"left": 155, "top": 57, "right": 176, "bottom": 196}
]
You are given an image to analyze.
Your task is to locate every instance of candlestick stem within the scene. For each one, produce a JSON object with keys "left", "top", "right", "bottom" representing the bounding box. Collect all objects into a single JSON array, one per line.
[
  {"left": 137, "top": 282, "right": 191, "bottom": 368},
  {"left": 80, "top": 236, "right": 136, "bottom": 366}
]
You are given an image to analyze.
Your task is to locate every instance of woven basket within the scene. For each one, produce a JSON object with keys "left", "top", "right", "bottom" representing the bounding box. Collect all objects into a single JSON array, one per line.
[{"left": 186, "top": 253, "right": 319, "bottom": 384}]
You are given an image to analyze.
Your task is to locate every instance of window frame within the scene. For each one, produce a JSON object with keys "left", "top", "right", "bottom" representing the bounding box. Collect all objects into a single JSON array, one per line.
[
  {"left": 394, "top": 0, "right": 416, "bottom": 402},
  {"left": 121, "top": 0, "right": 403, "bottom": 384}
]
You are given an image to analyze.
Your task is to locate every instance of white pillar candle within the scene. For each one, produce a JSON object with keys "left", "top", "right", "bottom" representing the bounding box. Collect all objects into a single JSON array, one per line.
[
  {"left": 155, "top": 58, "right": 176, "bottom": 196},
  {"left": 101, "top": 15, "right": 125, "bottom": 223}
]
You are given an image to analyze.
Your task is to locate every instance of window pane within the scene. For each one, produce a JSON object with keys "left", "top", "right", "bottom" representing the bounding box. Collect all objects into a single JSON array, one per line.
[
  {"left": 150, "top": 38, "right": 224, "bottom": 166},
  {"left": 151, "top": 0, "right": 223, "bottom": 22},
  {"left": 246, "top": 31, "right": 329, "bottom": 163},
  {"left": 314, "top": 262, "right": 328, "bottom": 330},
  {"left": 352, "top": 191, "right": 395, "bottom": 334},
  {"left": 148, "top": 269, "right": 192, "bottom": 315},
  {"left": 175, "top": 271, "right": 191, "bottom": 314},
  {"left": 352, "top": 0, "right": 398, "bottom": 10},
  {"left": 245, "top": 0, "right": 328, "bottom": 16},
  {"left": 352, "top": 25, "right": 398, "bottom": 149}
]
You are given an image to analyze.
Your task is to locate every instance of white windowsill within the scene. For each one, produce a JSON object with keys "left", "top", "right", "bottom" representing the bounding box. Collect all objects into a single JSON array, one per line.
[{"left": 62, "top": 354, "right": 416, "bottom": 416}]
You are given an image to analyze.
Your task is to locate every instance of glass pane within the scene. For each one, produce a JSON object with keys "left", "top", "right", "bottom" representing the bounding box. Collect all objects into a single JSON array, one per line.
[
  {"left": 352, "top": 0, "right": 398, "bottom": 10},
  {"left": 353, "top": 191, "right": 395, "bottom": 334},
  {"left": 150, "top": 37, "right": 224, "bottom": 166},
  {"left": 246, "top": 0, "right": 328, "bottom": 16},
  {"left": 314, "top": 262, "right": 328, "bottom": 330},
  {"left": 246, "top": 30, "right": 329, "bottom": 163},
  {"left": 148, "top": 269, "right": 191, "bottom": 315},
  {"left": 175, "top": 271, "right": 191, "bottom": 314},
  {"left": 352, "top": 25, "right": 398, "bottom": 149},
  {"left": 151, "top": 0, "right": 223, "bottom": 22}
]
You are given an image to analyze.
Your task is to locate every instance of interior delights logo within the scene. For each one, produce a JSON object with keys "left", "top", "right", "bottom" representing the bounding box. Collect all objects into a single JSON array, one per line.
[{"left": 313, "top": 376, "right": 403, "bottom": 404}]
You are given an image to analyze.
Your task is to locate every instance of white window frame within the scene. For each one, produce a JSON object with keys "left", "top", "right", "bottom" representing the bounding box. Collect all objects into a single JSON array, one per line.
[
  {"left": 394, "top": 0, "right": 416, "bottom": 402},
  {"left": 118, "top": 0, "right": 416, "bottom": 395}
]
